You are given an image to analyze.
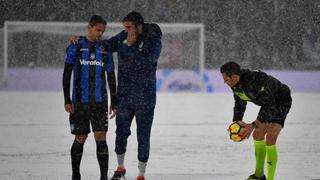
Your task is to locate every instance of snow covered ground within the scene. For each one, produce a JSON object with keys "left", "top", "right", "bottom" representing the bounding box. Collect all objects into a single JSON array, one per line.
[{"left": 0, "top": 92, "right": 319, "bottom": 180}]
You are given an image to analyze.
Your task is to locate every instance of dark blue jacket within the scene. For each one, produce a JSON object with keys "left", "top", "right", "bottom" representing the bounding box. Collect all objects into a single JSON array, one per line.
[{"left": 109, "top": 23, "right": 162, "bottom": 107}]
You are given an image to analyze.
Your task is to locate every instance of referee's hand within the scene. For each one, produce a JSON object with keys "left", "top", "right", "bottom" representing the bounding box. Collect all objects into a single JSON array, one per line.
[
  {"left": 239, "top": 123, "right": 254, "bottom": 139},
  {"left": 65, "top": 104, "right": 74, "bottom": 114}
]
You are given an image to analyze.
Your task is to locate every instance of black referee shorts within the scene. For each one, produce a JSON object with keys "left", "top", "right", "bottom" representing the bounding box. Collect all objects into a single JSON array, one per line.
[
  {"left": 69, "top": 102, "right": 108, "bottom": 135},
  {"left": 266, "top": 87, "right": 292, "bottom": 127}
]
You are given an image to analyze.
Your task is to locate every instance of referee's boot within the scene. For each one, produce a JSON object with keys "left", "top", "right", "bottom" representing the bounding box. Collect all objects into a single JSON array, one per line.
[
  {"left": 247, "top": 174, "right": 266, "bottom": 180},
  {"left": 72, "top": 172, "right": 81, "bottom": 180}
]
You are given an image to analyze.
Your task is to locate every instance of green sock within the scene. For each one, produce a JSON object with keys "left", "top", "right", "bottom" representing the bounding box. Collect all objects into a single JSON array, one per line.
[
  {"left": 254, "top": 140, "right": 266, "bottom": 177},
  {"left": 266, "top": 144, "right": 278, "bottom": 180}
]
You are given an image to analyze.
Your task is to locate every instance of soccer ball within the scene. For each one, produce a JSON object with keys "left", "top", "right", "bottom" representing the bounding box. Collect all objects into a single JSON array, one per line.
[{"left": 227, "top": 121, "right": 246, "bottom": 142}]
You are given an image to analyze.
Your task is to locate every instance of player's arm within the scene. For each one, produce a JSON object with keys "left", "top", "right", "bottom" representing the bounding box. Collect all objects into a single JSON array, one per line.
[
  {"left": 137, "top": 35, "right": 162, "bottom": 68},
  {"left": 136, "top": 24, "right": 162, "bottom": 70},
  {"left": 108, "top": 30, "right": 128, "bottom": 53},
  {"left": 105, "top": 45, "right": 117, "bottom": 118},
  {"left": 233, "top": 93, "right": 254, "bottom": 139},
  {"left": 63, "top": 44, "right": 76, "bottom": 114},
  {"left": 233, "top": 94, "right": 247, "bottom": 122}
]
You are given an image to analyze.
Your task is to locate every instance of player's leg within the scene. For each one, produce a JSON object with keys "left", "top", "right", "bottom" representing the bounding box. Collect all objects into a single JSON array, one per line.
[
  {"left": 135, "top": 106, "right": 155, "bottom": 179},
  {"left": 71, "top": 134, "right": 88, "bottom": 180},
  {"left": 91, "top": 103, "right": 109, "bottom": 180},
  {"left": 94, "top": 131, "right": 108, "bottom": 180},
  {"left": 111, "top": 106, "right": 134, "bottom": 180},
  {"left": 265, "top": 123, "right": 282, "bottom": 180},
  {"left": 266, "top": 92, "right": 291, "bottom": 180},
  {"left": 248, "top": 121, "right": 268, "bottom": 180},
  {"left": 70, "top": 103, "right": 90, "bottom": 180}
]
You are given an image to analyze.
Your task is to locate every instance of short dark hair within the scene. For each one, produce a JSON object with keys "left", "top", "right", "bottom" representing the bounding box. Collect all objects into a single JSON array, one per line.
[
  {"left": 220, "top": 61, "right": 241, "bottom": 76},
  {"left": 122, "top": 11, "right": 144, "bottom": 26},
  {"left": 89, "top": 15, "right": 106, "bottom": 26}
]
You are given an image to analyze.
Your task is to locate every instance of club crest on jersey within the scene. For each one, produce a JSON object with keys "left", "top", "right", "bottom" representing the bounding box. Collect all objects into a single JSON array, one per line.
[{"left": 97, "top": 46, "right": 108, "bottom": 54}]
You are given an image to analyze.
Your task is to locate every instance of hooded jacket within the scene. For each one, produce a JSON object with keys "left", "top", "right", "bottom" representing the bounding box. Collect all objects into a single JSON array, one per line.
[{"left": 109, "top": 23, "right": 162, "bottom": 107}]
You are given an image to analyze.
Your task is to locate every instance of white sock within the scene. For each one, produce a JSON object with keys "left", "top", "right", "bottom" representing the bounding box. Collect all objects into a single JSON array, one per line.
[
  {"left": 138, "top": 161, "right": 147, "bottom": 176},
  {"left": 117, "top": 153, "right": 125, "bottom": 168}
]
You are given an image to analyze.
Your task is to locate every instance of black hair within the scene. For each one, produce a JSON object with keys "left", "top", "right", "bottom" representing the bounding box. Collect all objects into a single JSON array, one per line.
[
  {"left": 89, "top": 15, "right": 106, "bottom": 26},
  {"left": 220, "top": 61, "right": 241, "bottom": 77},
  {"left": 122, "top": 11, "right": 144, "bottom": 26}
]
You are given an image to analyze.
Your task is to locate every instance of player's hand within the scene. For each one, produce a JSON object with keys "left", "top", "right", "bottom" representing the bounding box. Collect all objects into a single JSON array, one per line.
[
  {"left": 64, "top": 104, "right": 74, "bottom": 114},
  {"left": 127, "top": 31, "right": 138, "bottom": 46},
  {"left": 239, "top": 123, "right": 254, "bottom": 139},
  {"left": 109, "top": 107, "right": 117, "bottom": 119},
  {"left": 69, "top": 35, "right": 79, "bottom": 44}
]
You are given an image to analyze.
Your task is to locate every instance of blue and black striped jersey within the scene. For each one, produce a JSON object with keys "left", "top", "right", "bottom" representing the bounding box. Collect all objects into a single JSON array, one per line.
[{"left": 63, "top": 37, "right": 117, "bottom": 106}]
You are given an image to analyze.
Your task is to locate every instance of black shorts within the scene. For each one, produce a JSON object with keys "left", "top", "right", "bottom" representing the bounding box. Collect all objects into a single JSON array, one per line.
[
  {"left": 265, "top": 88, "right": 292, "bottom": 127},
  {"left": 69, "top": 102, "right": 108, "bottom": 135}
]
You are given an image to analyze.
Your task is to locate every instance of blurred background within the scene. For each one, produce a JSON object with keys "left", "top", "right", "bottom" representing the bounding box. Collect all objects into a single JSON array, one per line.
[{"left": 1, "top": 0, "right": 320, "bottom": 92}]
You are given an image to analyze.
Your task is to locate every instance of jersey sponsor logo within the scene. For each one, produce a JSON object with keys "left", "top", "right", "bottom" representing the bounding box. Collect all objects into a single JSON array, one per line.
[{"left": 79, "top": 59, "right": 104, "bottom": 67}]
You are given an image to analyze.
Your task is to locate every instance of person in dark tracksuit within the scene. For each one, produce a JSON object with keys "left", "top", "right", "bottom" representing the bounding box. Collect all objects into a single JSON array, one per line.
[
  {"left": 63, "top": 15, "right": 117, "bottom": 180},
  {"left": 220, "top": 62, "right": 292, "bottom": 180},
  {"left": 109, "top": 12, "right": 162, "bottom": 180}
]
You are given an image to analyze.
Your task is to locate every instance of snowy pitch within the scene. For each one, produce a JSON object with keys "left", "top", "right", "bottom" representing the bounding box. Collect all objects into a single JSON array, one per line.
[{"left": 0, "top": 92, "right": 319, "bottom": 180}]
